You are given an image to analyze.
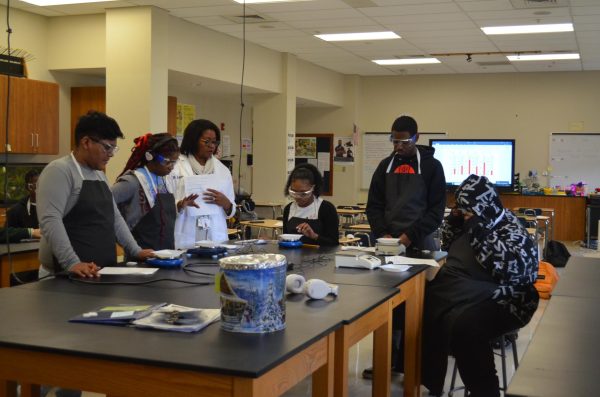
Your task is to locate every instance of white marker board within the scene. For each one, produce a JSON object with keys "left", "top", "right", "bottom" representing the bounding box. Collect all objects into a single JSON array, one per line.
[
  {"left": 361, "top": 132, "right": 447, "bottom": 189},
  {"left": 550, "top": 133, "right": 600, "bottom": 190}
]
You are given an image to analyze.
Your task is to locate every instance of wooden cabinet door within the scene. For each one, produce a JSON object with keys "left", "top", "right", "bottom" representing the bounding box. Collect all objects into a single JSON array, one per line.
[
  {"left": 8, "top": 76, "right": 37, "bottom": 153},
  {"left": 0, "top": 77, "right": 58, "bottom": 154},
  {"left": 32, "top": 79, "right": 59, "bottom": 154}
]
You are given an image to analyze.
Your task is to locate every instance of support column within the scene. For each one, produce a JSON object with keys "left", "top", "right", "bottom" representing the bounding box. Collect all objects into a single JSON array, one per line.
[
  {"left": 252, "top": 53, "right": 297, "bottom": 203},
  {"left": 105, "top": 6, "right": 169, "bottom": 182}
]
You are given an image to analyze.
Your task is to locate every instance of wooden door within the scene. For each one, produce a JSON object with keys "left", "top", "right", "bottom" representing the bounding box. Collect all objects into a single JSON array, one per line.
[{"left": 32, "top": 79, "right": 59, "bottom": 154}]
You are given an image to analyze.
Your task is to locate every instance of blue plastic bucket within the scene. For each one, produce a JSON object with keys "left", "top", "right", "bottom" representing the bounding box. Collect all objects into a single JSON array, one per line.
[{"left": 217, "top": 253, "right": 286, "bottom": 333}]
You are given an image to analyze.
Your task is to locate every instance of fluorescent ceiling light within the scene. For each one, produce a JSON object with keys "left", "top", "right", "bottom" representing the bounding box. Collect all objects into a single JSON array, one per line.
[
  {"left": 233, "top": 0, "right": 314, "bottom": 4},
  {"left": 316, "top": 32, "right": 400, "bottom": 42},
  {"left": 21, "top": 0, "right": 117, "bottom": 4},
  {"left": 482, "top": 23, "right": 574, "bottom": 35},
  {"left": 373, "top": 58, "right": 440, "bottom": 65},
  {"left": 507, "top": 53, "right": 580, "bottom": 61}
]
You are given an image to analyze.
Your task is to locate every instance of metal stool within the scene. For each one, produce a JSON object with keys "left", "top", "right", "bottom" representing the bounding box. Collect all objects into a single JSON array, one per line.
[{"left": 448, "top": 331, "right": 519, "bottom": 396}]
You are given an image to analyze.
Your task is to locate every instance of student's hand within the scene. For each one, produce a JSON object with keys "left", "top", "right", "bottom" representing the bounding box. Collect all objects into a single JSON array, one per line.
[
  {"left": 463, "top": 211, "right": 474, "bottom": 221},
  {"left": 296, "top": 222, "right": 318, "bottom": 240},
  {"left": 31, "top": 228, "right": 41, "bottom": 239},
  {"left": 204, "top": 189, "right": 232, "bottom": 212},
  {"left": 137, "top": 249, "right": 155, "bottom": 261},
  {"left": 70, "top": 262, "right": 100, "bottom": 278},
  {"left": 399, "top": 233, "right": 412, "bottom": 247},
  {"left": 177, "top": 194, "right": 200, "bottom": 211}
]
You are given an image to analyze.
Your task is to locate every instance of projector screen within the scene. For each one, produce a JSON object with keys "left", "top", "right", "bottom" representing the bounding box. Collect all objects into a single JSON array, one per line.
[{"left": 429, "top": 139, "right": 515, "bottom": 189}]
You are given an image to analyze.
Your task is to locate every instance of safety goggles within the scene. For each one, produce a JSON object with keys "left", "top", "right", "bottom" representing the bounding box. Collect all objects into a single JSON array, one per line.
[
  {"left": 90, "top": 137, "right": 119, "bottom": 154},
  {"left": 199, "top": 138, "right": 220, "bottom": 147},
  {"left": 288, "top": 187, "right": 314, "bottom": 198},
  {"left": 155, "top": 153, "right": 178, "bottom": 167},
  {"left": 389, "top": 135, "right": 416, "bottom": 145}
]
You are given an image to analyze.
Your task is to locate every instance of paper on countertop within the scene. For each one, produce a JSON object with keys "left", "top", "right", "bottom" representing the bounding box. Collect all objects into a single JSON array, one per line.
[
  {"left": 99, "top": 267, "right": 159, "bottom": 275},
  {"left": 380, "top": 264, "right": 411, "bottom": 273},
  {"left": 196, "top": 240, "right": 239, "bottom": 250},
  {"left": 153, "top": 249, "right": 186, "bottom": 259},
  {"left": 132, "top": 304, "right": 220, "bottom": 333},
  {"left": 384, "top": 256, "right": 440, "bottom": 267},
  {"left": 340, "top": 246, "right": 376, "bottom": 253},
  {"left": 183, "top": 174, "right": 227, "bottom": 216}
]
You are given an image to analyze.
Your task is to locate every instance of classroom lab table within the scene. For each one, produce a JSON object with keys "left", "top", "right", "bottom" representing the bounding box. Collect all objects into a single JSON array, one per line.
[
  {"left": 0, "top": 242, "right": 39, "bottom": 288},
  {"left": 0, "top": 252, "right": 403, "bottom": 397},
  {"left": 507, "top": 255, "right": 600, "bottom": 397}
]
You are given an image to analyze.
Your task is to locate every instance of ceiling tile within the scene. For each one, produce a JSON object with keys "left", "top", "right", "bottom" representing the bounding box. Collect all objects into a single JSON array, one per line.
[
  {"left": 456, "top": 0, "right": 514, "bottom": 12},
  {"left": 358, "top": 3, "right": 461, "bottom": 17},
  {"left": 571, "top": 6, "right": 600, "bottom": 16},
  {"left": 466, "top": 7, "right": 572, "bottom": 21},
  {"left": 371, "top": 12, "right": 471, "bottom": 25},
  {"left": 248, "top": 0, "right": 350, "bottom": 13},
  {"left": 372, "top": 0, "right": 454, "bottom": 5},
  {"left": 129, "top": 0, "right": 226, "bottom": 8},
  {"left": 169, "top": 5, "right": 259, "bottom": 18},
  {"left": 285, "top": 17, "right": 376, "bottom": 29},
  {"left": 261, "top": 8, "right": 363, "bottom": 21}
]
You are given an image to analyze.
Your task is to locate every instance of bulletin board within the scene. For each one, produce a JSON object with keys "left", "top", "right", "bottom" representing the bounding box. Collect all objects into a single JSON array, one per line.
[
  {"left": 361, "top": 132, "right": 447, "bottom": 189},
  {"left": 295, "top": 133, "right": 333, "bottom": 196},
  {"left": 550, "top": 132, "right": 600, "bottom": 190}
]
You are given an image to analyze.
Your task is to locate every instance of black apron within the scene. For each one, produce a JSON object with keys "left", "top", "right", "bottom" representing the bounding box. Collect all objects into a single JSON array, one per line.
[
  {"left": 56, "top": 175, "right": 117, "bottom": 272},
  {"left": 384, "top": 149, "right": 436, "bottom": 250},
  {"left": 425, "top": 233, "right": 497, "bottom": 346},
  {"left": 132, "top": 192, "right": 176, "bottom": 250},
  {"left": 285, "top": 217, "right": 323, "bottom": 245}
]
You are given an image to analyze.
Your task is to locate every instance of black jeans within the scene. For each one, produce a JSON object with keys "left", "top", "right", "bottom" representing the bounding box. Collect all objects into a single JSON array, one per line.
[{"left": 422, "top": 299, "right": 523, "bottom": 397}]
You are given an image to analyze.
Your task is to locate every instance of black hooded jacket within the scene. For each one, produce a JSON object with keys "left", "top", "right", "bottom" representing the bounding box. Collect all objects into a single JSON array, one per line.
[{"left": 366, "top": 144, "right": 446, "bottom": 244}]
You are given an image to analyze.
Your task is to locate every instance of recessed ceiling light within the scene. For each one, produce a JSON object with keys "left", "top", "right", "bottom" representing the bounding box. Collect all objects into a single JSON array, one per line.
[
  {"left": 507, "top": 53, "right": 580, "bottom": 61},
  {"left": 21, "top": 0, "right": 117, "bottom": 5},
  {"left": 315, "top": 32, "right": 400, "bottom": 42},
  {"left": 233, "top": 0, "right": 315, "bottom": 3},
  {"left": 482, "top": 23, "right": 573, "bottom": 35},
  {"left": 373, "top": 58, "right": 440, "bottom": 65}
]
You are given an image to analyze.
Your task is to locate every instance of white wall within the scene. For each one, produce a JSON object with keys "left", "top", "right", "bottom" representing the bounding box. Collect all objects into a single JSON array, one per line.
[
  {"left": 359, "top": 71, "right": 600, "bottom": 180},
  {"left": 48, "top": 14, "right": 106, "bottom": 71},
  {"left": 168, "top": 16, "right": 282, "bottom": 95},
  {"left": 296, "top": 59, "right": 345, "bottom": 107}
]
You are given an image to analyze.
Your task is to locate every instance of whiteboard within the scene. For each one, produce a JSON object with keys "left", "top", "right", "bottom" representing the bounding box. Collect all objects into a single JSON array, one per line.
[
  {"left": 550, "top": 133, "right": 600, "bottom": 191},
  {"left": 361, "top": 132, "right": 447, "bottom": 189}
]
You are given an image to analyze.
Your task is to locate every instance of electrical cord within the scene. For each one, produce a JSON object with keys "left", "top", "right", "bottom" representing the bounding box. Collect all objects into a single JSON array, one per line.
[
  {"left": 68, "top": 274, "right": 214, "bottom": 286},
  {"left": 237, "top": 0, "right": 246, "bottom": 195},
  {"left": 3, "top": 0, "right": 26, "bottom": 286}
]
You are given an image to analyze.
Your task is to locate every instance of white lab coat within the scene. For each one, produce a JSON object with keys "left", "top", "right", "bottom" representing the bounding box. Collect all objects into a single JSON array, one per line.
[{"left": 167, "top": 155, "right": 236, "bottom": 248}]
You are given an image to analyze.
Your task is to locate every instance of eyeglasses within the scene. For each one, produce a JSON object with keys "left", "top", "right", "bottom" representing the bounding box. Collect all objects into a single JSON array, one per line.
[
  {"left": 26, "top": 183, "right": 36, "bottom": 190},
  {"left": 90, "top": 137, "right": 119, "bottom": 154},
  {"left": 288, "top": 187, "right": 314, "bottom": 199},
  {"left": 199, "top": 138, "right": 220, "bottom": 147},
  {"left": 155, "top": 153, "right": 178, "bottom": 167},
  {"left": 389, "top": 136, "right": 416, "bottom": 145}
]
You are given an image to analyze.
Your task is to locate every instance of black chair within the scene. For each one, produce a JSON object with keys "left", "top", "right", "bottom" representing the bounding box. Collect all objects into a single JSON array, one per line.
[{"left": 448, "top": 330, "right": 519, "bottom": 396}]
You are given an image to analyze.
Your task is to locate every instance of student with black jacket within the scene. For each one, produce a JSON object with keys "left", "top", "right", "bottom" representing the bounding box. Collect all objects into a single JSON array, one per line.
[
  {"left": 282, "top": 163, "right": 339, "bottom": 246},
  {"left": 363, "top": 115, "right": 446, "bottom": 378}
]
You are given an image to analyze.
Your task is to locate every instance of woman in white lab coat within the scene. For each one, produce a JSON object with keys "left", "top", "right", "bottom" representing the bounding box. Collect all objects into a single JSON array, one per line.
[{"left": 169, "top": 119, "right": 236, "bottom": 247}]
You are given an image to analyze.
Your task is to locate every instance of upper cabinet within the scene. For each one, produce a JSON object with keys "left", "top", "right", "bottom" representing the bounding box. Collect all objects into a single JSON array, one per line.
[{"left": 0, "top": 75, "right": 59, "bottom": 154}]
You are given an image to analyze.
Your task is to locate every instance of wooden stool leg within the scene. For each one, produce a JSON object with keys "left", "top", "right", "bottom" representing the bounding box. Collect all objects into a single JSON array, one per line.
[
  {"left": 19, "top": 383, "right": 40, "bottom": 397},
  {"left": 0, "top": 380, "right": 18, "bottom": 397}
]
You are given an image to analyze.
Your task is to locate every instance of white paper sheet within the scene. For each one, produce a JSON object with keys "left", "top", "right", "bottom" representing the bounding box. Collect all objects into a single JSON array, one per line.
[
  {"left": 184, "top": 174, "right": 227, "bottom": 216},
  {"left": 317, "top": 152, "right": 330, "bottom": 172},
  {"left": 384, "top": 256, "right": 440, "bottom": 267},
  {"left": 380, "top": 264, "right": 411, "bottom": 272},
  {"left": 99, "top": 267, "right": 158, "bottom": 275}
]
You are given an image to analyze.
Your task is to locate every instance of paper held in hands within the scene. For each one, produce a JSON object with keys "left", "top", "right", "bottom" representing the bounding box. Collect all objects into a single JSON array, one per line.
[
  {"left": 184, "top": 174, "right": 227, "bottom": 216},
  {"left": 384, "top": 256, "right": 441, "bottom": 280}
]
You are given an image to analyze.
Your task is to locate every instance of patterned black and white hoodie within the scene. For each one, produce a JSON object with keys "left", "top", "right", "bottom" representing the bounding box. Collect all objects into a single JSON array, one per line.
[{"left": 442, "top": 174, "right": 539, "bottom": 324}]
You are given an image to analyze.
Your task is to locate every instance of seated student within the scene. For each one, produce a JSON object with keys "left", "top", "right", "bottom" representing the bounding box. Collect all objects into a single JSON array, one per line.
[
  {"left": 6, "top": 169, "right": 40, "bottom": 229},
  {"left": 0, "top": 227, "right": 41, "bottom": 243},
  {"left": 282, "top": 163, "right": 339, "bottom": 246},
  {"left": 112, "top": 133, "right": 190, "bottom": 251},
  {"left": 37, "top": 111, "right": 154, "bottom": 279},
  {"left": 421, "top": 175, "right": 539, "bottom": 397}
]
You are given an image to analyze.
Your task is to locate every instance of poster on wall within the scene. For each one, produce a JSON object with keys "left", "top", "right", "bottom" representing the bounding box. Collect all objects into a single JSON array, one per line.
[
  {"left": 334, "top": 135, "right": 355, "bottom": 164},
  {"left": 176, "top": 103, "right": 196, "bottom": 135},
  {"left": 295, "top": 137, "right": 317, "bottom": 158},
  {"left": 287, "top": 132, "right": 296, "bottom": 174},
  {"left": 220, "top": 134, "right": 231, "bottom": 158}
]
